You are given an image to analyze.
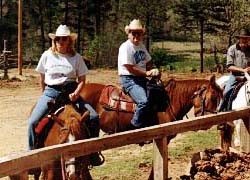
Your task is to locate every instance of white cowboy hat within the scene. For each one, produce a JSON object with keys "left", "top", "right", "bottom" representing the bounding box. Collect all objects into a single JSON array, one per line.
[
  {"left": 125, "top": 19, "right": 145, "bottom": 34},
  {"left": 48, "top": 25, "right": 78, "bottom": 40}
]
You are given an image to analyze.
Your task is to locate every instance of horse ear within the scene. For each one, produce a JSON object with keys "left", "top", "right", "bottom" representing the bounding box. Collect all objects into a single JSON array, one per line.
[
  {"left": 80, "top": 110, "right": 90, "bottom": 123},
  {"left": 208, "top": 75, "right": 224, "bottom": 98},
  {"left": 208, "top": 75, "right": 216, "bottom": 89},
  {"left": 209, "top": 75, "right": 216, "bottom": 84}
]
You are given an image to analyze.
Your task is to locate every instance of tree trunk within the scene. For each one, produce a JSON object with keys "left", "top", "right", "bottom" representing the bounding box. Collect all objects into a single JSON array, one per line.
[
  {"left": 146, "top": 15, "right": 150, "bottom": 52},
  {"left": 77, "top": 0, "right": 82, "bottom": 52},
  {"left": 0, "top": 0, "right": 2, "bottom": 19},
  {"left": 200, "top": 19, "right": 204, "bottom": 73},
  {"left": 64, "top": 0, "right": 69, "bottom": 25},
  {"left": 38, "top": 0, "right": 45, "bottom": 52},
  {"left": 95, "top": 0, "right": 101, "bottom": 36}
]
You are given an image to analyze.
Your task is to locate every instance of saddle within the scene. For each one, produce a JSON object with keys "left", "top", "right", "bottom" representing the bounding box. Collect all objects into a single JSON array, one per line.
[
  {"left": 98, "top": 83, "right": 168, "bottom": 113},
  {"left": 34, "top": 116, "right": 54, "bottom": 148},
  {"left": 99, "top": 85, "right": 136, "bottom": 112}
]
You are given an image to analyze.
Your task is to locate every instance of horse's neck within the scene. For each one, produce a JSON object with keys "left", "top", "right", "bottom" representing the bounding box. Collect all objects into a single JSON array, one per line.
[{"left": 168, "top": 80, "right": 208, "bottom": 119}]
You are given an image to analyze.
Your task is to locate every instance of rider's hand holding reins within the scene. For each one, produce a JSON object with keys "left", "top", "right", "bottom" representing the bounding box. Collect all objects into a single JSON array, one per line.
[
  {"left": 69, "top": 92, "right": 79, "bottom": 102},
  {"left": 146, "top": 68, "right": 160, "bottom": 77}
]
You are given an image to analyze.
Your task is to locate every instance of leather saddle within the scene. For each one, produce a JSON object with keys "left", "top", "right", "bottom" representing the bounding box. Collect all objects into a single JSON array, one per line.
[
  {"left": 98, "top": 83, "right": 168, "bottom": 113},
  {"left": 99, "top": 85, "right": 136, "bottom": 113}
]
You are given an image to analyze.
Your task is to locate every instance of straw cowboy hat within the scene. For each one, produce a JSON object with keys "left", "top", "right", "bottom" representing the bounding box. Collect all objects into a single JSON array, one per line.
[
  {"left": 125, "top": 19, "right": 145, "bottom": 34},
  {"left": 48, "top": 25, "right": 78, "bottom": 40},
  {"left": 235, "top": 28, "right": 250, "bottom": 38}
]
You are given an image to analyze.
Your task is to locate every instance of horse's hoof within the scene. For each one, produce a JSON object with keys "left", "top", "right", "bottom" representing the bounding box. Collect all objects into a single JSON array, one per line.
[
  {"left": 90, "top": 152, "right": 105, "bottom": 166},
  {"left": 138, "top": 140, "right": 152, "bottom": 146}
]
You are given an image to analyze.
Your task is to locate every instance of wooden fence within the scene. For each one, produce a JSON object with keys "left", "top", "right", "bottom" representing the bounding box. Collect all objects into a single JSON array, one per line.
[
  {"left": 0, "top": 55, "right": 36, "bottom": 69},
  {"left": 0, "top": 107, "right": 250, "bottom": 180}
]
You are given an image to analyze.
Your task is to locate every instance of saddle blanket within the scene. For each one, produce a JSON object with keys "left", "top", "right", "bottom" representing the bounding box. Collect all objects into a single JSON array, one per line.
[{"left": 99, "top": 85, "right": 136, "bottom": 113}]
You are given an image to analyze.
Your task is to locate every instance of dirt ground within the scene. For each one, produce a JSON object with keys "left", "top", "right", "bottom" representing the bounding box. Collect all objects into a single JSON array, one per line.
[{"left": 0, "top": 69, "right": 217, "bottom": 180}]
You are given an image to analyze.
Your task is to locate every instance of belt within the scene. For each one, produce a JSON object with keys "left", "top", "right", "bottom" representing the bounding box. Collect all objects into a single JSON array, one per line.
[
  {"left": 47, "top": 81, "right": 78, "bottom": 91},
  {"left": 47, "top": 84, "right": 64, "bottom": 91},
  {"left": 120, "top": 75, "right": 147, "bottom": 80}
]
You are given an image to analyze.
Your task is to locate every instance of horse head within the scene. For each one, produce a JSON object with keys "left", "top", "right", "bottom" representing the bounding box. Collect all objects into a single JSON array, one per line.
[
  {"left": 47, "top": 104, "right": 90, "bottom": 180},
  {"left": 192, "top": 75, "right": 223, "bottom": 116}
]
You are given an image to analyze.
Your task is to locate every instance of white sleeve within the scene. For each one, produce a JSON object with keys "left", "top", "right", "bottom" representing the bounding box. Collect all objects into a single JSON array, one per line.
[
  {"left": 76, "top": 54, "right": 88, "bottom": 77},
  {"left": 118, "top": 43, "right": 134, "bottom": 65},
  {"left": 36, "top": 51, "right": 47, "bottom": 74}
]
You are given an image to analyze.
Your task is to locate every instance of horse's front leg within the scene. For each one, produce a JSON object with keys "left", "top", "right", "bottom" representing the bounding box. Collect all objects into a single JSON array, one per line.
[
  {"left": 46, "top": 168, "right": 55, "bottom": 180},
  {"left": 9, "top": 171, "right": 28, "bottom": 180},
  {"left": 220, "top": 123, "right": 234, "bottom": 151},
  {"left": 41, "top": 163, "right": 55, "bottom": 180}
]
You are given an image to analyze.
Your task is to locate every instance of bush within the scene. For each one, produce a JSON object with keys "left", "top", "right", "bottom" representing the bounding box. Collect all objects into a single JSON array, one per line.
[{"left": 151, "top": 48, "right": 169, "bottom": 68}]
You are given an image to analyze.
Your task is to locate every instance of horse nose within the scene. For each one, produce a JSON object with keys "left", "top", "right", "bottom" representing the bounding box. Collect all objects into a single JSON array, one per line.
[
  {"left": 69, "top": 173, "right": 77, "bottom": 180},
  {"left": 66, "top": 158, "right": 76, "bottom": 179}
]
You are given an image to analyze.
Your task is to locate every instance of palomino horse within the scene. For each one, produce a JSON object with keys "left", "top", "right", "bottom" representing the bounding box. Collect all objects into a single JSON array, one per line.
[
  {"left": 217, "top": 72, "right": 250, "bottom": 149},
  {"left": 41, "top": 104, "right": 92, "bottom": 180},
  {"left": 80, "top": 75, "right": 223, "bottom": 141}
]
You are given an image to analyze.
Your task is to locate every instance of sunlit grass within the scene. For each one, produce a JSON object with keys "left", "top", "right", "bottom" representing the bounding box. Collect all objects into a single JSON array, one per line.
[
  {"left": 152, "top": 41, "right": 225, "bottom": 73},
  {"left": 91, "top": 127, "right": 219, "bottom": 179}
]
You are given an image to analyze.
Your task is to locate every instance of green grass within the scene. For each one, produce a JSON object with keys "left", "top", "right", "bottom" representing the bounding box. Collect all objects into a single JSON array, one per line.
[
  {"left": 91, "top": 127, "right": 219, "bottom": 179},
  {"left": 169, "top": 127, "right": 219, "bottom": 159},
  {"left": 152, "top": 41, "right": 226, "bottom": 73}
]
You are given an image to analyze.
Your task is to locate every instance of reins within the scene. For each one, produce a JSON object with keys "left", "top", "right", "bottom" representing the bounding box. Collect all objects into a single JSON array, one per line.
[{"left": 194, "top": 87, "right": 218, "bottom": 117}]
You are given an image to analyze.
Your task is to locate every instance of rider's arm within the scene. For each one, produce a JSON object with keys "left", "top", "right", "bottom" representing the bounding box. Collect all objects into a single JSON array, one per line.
[
  {"left": 69, "top": 75, "right": 86, "bottom": 101},
  {"left": 40, "top": 73, "right": 45, "bottom": 92},
  {"left": 227, "top": 65, "right": 250, "bottom": 73},
  {"left": 123, "top": 64, "right": 147, "bottom": 76}
]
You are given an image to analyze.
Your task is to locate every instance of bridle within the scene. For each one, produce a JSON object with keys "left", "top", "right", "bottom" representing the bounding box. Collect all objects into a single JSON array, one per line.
[
  {"left": 193, "top": 86, "right": 220, "bottom": 116},
  {"left": 49, "top": 105, "right": 87, "bottom": 180}
]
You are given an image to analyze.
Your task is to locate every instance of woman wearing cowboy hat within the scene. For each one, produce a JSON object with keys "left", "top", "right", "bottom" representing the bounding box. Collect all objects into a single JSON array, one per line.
[
  {"left": 219, "top": 28, "right": 250, "bottom": 112},
  {"left": 118, "top": 19, "right": 160, "bottom": 129},
  {"left": 27, "top": 25, "right": 103, "bottom": 166}
]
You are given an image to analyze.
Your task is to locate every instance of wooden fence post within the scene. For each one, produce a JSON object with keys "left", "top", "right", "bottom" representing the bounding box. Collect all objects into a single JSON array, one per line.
[
  {"left": 153, "top": 137, "right": 168, "bottom": 180},
  {"left": 2, "top": 40, "right": 12, "bottom": 79},
  {"left": 240, "top": 118, "right": 250, "bottom": 152}
]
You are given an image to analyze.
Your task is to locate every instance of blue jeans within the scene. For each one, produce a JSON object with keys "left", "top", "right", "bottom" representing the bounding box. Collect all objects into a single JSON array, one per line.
[
  {"left": 218, "top": 74, "right": 238, "bottom": 111},
  {"left": 119, "top": 76, "right": 149, "bottom": 127},
  {"left": 28, "top": 86, "right": 99, "bottom": 150}
]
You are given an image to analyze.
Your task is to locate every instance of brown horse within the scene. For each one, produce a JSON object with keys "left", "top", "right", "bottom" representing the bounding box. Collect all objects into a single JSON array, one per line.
[
  {"left": 9, "top": 104, "right": 92, "bottom": 180},
  {"left": 80, "top": 75, "right": 223, "bottom": 138},
  {"left": 41, "top": 104, "right": 92, "bottom": 180}
]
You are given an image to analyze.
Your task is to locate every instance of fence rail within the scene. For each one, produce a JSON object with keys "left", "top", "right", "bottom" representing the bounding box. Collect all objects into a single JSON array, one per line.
[
  {"left": 0, "top": 55, "right": 36, "bottom": 69},
  {"left": 0, "top": 107, "right": 250, "bottom": 179}
]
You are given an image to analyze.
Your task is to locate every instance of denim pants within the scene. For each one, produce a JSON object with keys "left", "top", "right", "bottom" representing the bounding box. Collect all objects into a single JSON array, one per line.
[
  {"left": 218, "top": 74, "right": 238, "bottom": 111},
  {"left": 28, "top": 86, "right": 99, "bottom": 150},
  {"left": 119, "top": 76, "right": 149, "bottom": 127}
]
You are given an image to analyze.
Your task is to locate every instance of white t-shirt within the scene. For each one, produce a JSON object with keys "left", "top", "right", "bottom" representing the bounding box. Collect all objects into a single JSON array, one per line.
[
  {"left": 36, "top": 49, "right": 88, "bottom": 85},
  {"left": 118, "top": 39, "right": 151, "bottom": 75}
]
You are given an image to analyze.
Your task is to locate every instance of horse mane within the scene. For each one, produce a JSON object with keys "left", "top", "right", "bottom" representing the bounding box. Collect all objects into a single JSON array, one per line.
[
  {"left": 164, "top": 79, "right": 209, "bottom": 97},
  {"left": 163, "top": 79, "right": 210, "bottom": 120},
  {"left": 59, "top": 104, "right": 86, "bottom": 139}
]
